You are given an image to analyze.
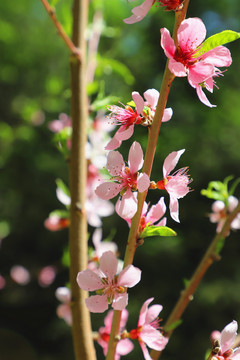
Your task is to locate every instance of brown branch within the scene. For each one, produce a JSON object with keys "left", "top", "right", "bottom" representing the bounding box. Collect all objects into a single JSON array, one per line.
[
  {"left": 106, "top": 2, "right": 191, "bottom": 359},
  {"left": 68, "top": 0, "right": 96, "bottom": 360},
  {"left": 40, "top": 0, "right": 82, "bottom": 62},
  {"left": 150, "top": 198, "right": 240, "bottom": 360}
]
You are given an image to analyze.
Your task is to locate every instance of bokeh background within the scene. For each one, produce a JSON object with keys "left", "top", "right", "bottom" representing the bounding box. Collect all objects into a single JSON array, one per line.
[{"left": 0, "top": 0, "right": 240, "bottom": 359}]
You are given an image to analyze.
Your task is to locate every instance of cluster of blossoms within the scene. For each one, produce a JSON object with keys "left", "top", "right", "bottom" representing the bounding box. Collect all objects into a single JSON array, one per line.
[
  {"left": 209, "top": 196, "right": 240, "bottom": 234},
  {"left": 76, "top": 250, "right": 168, "bottom": 359},
  {"left": 45, "top": 114, "right": 115, "bottom": 230}
]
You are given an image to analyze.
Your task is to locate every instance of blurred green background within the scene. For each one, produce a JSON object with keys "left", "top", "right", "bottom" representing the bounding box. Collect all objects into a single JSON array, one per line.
[{"left": 0, "top": 0, "right": 240, "bottom": 359}]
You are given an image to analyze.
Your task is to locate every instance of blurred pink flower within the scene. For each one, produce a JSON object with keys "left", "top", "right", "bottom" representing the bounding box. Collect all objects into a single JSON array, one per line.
[
  {"left": 0, "top": 274, "right": 6, "bottom": 290},
  {"left": 157, "top": 149, "right": 191, "bottom": 223},
  {"left": 124, "top": 0, "right": 156, "bottom": 24},
  {"left": 44, "top": 214, "right": 70, "bottom": 231},
  {"left": 10, "top": 265, "right": 30, "bottom": 285},
  {"left": 210, "top": 196, "right": 240, "bottom": 234},
  {"left": 212, "top": 320, "right": 240, "bottom": 360},
  {"left": 48, "top": 113, "right": 72, "bottom": 133},
  {"left": 56, "top": 287, "right": 72, "bottom": 326},
  {"left": 38, "top": 266, "right": 56, "bottom": 287},
  {"left": 77, "top": 251, "right": 141, "bottom": 313},
  {"left": 88, "top": 228, "right": 118, "bottom": 270},
  {"left": 97, "top": 309, "right": 134, "bottom": 359},
  {"left": 129, "top": 298, "right": 168, "bottom": 360},
  {"left": 160, "top": 18, "right": 232, "bottom": 107},
  {"left": 96, "top": 142, "right": 150, "bottom": 219}
]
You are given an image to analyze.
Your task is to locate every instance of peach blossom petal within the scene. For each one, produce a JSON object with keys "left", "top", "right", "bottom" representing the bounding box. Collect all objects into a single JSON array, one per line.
[
  {"left": 95, "top": 182, "right": 122, "bottom": 200},
  {"left": 85, "top": 294, "right": 109, "bottom": 313},
  {"left": 76, "top": 269, "right": 104, "bottom": 291},
  {"left": 99, "top": 251, "right": 118, "bottom": 280}
]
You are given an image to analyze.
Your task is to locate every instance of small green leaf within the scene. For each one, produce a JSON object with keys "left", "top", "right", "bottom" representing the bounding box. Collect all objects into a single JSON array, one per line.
[
  {"left": 140, "top": 226, "right": 176, "bottom": 238},
  {"left": 62, "top": 247, "right": 70, "bottom": 267},
  {"left": 49, "top": 209, "right": 69, "bottom": 218},
  {"left": 215, "top": 237, "right": 226, "bottom": 255},
  {"left": 229, "top": 178, "right": 240, "bottom": 196},
  {"left": 91, "top": 95, "right": 119, "bottom": 111},
  {"left": 56, "top": 178, "right": 70, "bottom": 198},
  {"left": 164, "top": 319, "right": 182, "bottom": 332},
  {"left": 183, "top": 278, "right": 190, "bottom": 289},
  {"left": 196, "top": 30, "right": 240, "bottom": 56},
  {"left": 126, "top": 100, "right": 136, "bottom": 107}
]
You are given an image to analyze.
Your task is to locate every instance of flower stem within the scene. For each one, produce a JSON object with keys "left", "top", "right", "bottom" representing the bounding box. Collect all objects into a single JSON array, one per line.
[
  {"left": 150, "top": 198, "right": 240, "bottom": 360},
  {"left": 106, "top": 3, "right": 190, "bottom": 359},
  {"left": 69, "top": 0, "right": 96, "bottom": 359}
]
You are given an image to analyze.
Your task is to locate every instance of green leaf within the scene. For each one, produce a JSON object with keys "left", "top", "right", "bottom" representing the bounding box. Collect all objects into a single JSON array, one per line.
[
  {"left": 140, "top": 226, "right": 176, "bottom": 239},
  {"left": 183, "top": 278, "right": 190, "bottom": 289},
  {"left": 229, "top": 178, "right": 240, "bottom": 196},
  {"left": 96, "top": 56, "right": 135, "bottom": 85},
  {"left": 215, "top": 237, "right": 226, "bottom": 255},
  {"left": 196, "top": 30, "right": 240, "bottom": 56},
  {"left": 56, "top": 178, "right": 70, "bottom": 198},
  {"left": 49, "top": 209, "right": 69, "bottom": 218},
  {"left": 127, "top": 100, "right": 136, "bottom": 107},
  {"left": 164, "top": 319, "right": 182, "bottom": 332},
  {"left": 91, "top": 95, "right": 119, "bottom": 111},
  {"left": 49, "top": 0, "right": 60, "bottom": 6},
  {"left": 62, "top": 247, "right": 70, "bottom": 267}
]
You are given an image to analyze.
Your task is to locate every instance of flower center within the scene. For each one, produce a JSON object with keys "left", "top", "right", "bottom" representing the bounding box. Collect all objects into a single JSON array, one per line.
[
  {"left": 120, "top": 167, "right": 138, "bottom": 191},
  {"left": 174, "top": 46, "right": 198, "bottom": 67},
  {"left": 97, "top": 275, "right": 127, "bottom": 304}
]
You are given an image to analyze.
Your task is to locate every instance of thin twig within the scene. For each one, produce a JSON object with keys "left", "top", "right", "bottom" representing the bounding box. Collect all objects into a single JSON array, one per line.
[
  {"left": 40, "top": 0, "right": 82, "bottom": 62},
  {"left": 150, "top": 198, "right": 240, "bottom": 360}
]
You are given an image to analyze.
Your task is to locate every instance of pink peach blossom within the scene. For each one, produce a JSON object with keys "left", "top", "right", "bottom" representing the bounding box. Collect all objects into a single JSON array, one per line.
[
  {"left": 129, "top": 298, "right": 168, "bottom": 360},
  {"left": 38, "top": 266, "right": 56, "bottom": 287},
  {"left": 56, "top": 287, "right": 72, "bottom": 326},
  {"left": 88, "top": 228, "right": 118, "bottom": 270},
  {"left": 97, "top": 309, "right": 134, "bottom": 359},
  {"left": 118, "top": 196, "right": 167, "bottom": 233},
  {"left": 48, "top": 113, "right": 72, "bottom": 133},
  {"left": 210, "top": 196, "right": 240, "bottom": 234},
  {"left": 124, "top": 0, "right": 156, "bottom": 24},
  {"left": 106, "top": 89, "right": 172, "bottom": 150},
  {"left": 212, "top": 321, "right": 240, "bottom": 360},
  {"left": 157, "top": 149, "right": 191, "bottom": 222},
  {"left": 76, "top": 251, "right": 141, "bottom": 313},
  {"left": 160, "top": 18, "right": 232, "bottom": 107},
  {"left": 96, "top": 142, "right": 150, "bottom": 219},
  {"left": 10, "top": 265, "right": 31, "bottom": 285},
  {"left": 44, "top": 214, "right": 70, "bottom": 231}
]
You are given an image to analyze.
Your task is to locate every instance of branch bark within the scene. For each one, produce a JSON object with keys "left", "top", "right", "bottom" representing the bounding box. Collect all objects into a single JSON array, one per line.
[
  {"left": 106, "top": 2, "right": 191, "bottom": 359},
  {"left": 69, "top": 0, "right": 96, "bottom": 359},
  {"left": 150, "top": 198, "right": 240, "bottom": 360}
]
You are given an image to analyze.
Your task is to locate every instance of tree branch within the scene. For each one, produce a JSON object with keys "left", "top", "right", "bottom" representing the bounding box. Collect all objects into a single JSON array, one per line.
[{"left": 69, "top": 0, "right": 96, "bottom": 359}]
